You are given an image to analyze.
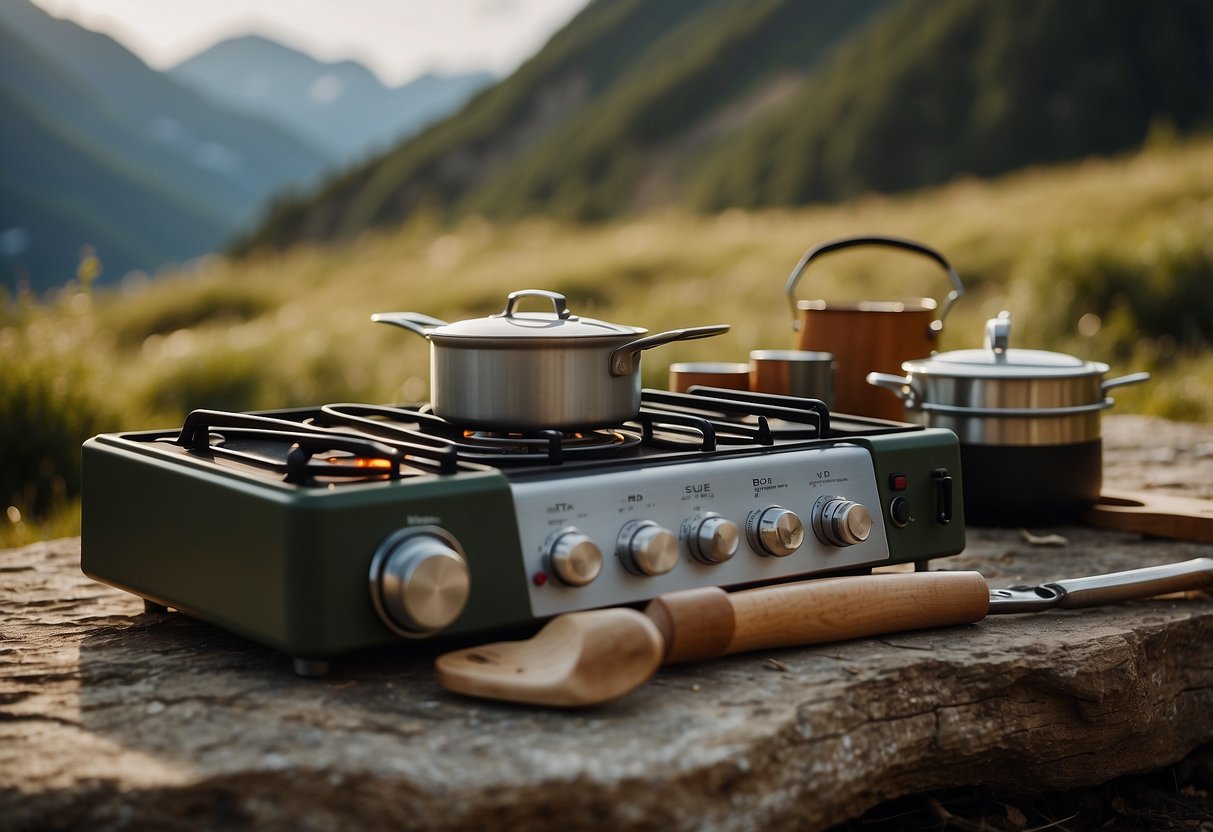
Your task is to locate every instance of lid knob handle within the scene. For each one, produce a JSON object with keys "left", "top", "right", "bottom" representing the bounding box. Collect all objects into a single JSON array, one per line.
[
  {"left": 984, "top": 311, "right": 1012, "bottom": 355},
  {"left": 500, "top": 289, "right": 573, "bottom": 320}
]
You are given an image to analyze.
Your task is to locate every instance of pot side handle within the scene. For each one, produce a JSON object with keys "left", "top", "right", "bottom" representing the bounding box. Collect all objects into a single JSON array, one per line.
[
  {"left": 1101, "top": 371, "right": 1150, "bottom": 394},
  {"left": 371, "top": 311, "right": 449, "bottom": 338},
  {"left": 866, "top": 371, "right": 916, "bottom": 406},
  {"left": 609, "top": 325, "right": 729, "bottom": 377}
]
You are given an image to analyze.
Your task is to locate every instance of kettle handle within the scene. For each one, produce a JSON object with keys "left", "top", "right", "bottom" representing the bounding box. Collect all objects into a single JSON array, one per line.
[{"left": 785, "top": 235, "right": 965, "bottom": 335}]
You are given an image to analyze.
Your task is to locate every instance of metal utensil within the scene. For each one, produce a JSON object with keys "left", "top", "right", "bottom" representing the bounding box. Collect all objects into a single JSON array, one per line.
[{"left": 987, "top": 557, "right": 1213, "bottom": 613}]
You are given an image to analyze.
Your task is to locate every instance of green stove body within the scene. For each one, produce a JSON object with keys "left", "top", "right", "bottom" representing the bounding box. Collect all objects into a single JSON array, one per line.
[{"left": 82, "top": 392, "right": 964, "bottom": 674}]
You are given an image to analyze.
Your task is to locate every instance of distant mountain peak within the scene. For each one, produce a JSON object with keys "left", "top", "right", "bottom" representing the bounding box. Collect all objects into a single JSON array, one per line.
[{"left": 170, "top": 33, "right": 492, "bottom": 163}]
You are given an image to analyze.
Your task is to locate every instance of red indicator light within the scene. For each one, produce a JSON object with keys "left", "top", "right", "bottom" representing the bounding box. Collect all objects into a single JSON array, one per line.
[
  {"left": 889, "top": 474, "right": 908, "bottom": 491},
  {"left": 532, "top": 572, "right": 548, "bottom": 587}
]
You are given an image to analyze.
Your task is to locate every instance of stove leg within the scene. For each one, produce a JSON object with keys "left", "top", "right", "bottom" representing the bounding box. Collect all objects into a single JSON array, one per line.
[
  {"left": 143, "top": 599, "right": 168, "bottom": 614},
  {"left": 293, "top": 658, "right": 331, "bottom": 678}
]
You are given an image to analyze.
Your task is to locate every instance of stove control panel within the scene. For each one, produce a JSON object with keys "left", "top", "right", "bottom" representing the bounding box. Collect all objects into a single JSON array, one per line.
[{"left": 514, "top": 444, "right": 891, "bottom": 617}]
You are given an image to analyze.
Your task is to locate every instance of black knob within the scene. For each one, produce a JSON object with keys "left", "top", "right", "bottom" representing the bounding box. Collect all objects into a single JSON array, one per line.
[{"left": 889, "top": 497, "right": 913, "bottom": 528}]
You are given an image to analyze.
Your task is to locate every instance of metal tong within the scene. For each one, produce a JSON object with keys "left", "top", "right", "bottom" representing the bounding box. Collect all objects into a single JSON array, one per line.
[{"left": 988, "top": 557, "right": 1213, "bottom": 614}]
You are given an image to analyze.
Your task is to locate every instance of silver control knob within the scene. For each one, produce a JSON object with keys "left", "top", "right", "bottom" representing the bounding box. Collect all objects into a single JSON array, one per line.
[
  {"left": 746, "top": 506, "right": 804, "bottom": 557},
  {"left": 688, "top": 513, "right": 739, "bottom": 564},
  {"left": 617, "top": 520, "right": 680, "bottom": 576},
  {"left": 546, "top": 527, "right": 603, "bottom": 587},
  {"left": 813, "top": 496, "right": 874, "bottom": 547},
  {"left": 373, "top": 529, "right": 470, "bottom": 634}
]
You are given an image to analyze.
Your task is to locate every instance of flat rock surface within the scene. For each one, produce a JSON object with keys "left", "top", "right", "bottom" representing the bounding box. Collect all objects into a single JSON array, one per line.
[{"left": 3, "top": 415, "right": 1213, "bottom": 831}]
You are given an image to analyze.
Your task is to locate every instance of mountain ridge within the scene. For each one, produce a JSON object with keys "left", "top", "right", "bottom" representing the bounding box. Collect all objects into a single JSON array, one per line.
[
  {"left": 0, "top": 1, "right": 486, "bottom": 291},
  {"left": 235, "top": 0, "right": 1213, "bottom": 254}
]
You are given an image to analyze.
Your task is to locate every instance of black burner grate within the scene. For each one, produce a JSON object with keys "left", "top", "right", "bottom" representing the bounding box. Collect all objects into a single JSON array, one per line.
[{"left": 149, "top": 389, "right": 917, "bottom": 485}]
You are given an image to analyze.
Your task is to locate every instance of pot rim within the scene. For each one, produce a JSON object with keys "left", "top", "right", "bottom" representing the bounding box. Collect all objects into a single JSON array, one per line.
[
  {"left": 427, "top": 331, "right": 644, "bottom": 349},
  {"left": 797, "top": 298, "right": 938, "bottom": 313},
  {"left": 902, "top": 348, "right": 1110, "bottom": 380}
]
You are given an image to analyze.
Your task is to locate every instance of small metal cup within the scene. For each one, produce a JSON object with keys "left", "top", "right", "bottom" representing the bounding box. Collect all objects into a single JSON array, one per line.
[
  {"left": 749, "top": 350, "right": 835, "bottom": 404},
  {"left": 668, "top": 362, "right": 751, "bottom": 393}
]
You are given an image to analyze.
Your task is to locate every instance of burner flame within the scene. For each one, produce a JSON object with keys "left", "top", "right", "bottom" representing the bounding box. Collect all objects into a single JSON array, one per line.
[{"left": 325, "top": 456, "right": 393, "bottom": 469}]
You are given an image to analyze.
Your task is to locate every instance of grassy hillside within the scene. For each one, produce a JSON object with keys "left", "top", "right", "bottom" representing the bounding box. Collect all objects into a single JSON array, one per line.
[
  {"left": 691, "top": 0, "right": 1213, "bottom": 209},
  {"left": 3, "top": 136, "right": 1213, "bottom": 545},
  {"left": 237, "top": 0, "right": 1212, "bottom": 252}
]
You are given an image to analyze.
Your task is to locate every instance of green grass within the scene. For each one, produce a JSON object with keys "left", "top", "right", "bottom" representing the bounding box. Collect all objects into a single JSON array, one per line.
[{"left": 3, "top": 135, "right": 1212, "bottom": 546}]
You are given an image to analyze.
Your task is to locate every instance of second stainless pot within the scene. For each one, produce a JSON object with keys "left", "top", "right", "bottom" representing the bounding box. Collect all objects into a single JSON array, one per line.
[
  {"left": 373, "top": 289, "right": 728, "bottom": 430},
  {"left": 867, "top": 311, "right": 1148, "bottom": 525}
]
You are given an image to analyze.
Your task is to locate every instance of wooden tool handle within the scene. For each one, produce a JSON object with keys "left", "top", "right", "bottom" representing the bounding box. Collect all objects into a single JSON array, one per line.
[{"left": 646, "top": 571, "right": 991, "bottom": 664}]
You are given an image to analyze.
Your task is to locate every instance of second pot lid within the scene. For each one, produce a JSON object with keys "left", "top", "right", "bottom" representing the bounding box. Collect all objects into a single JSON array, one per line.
[
  {"left": 902, "top": 311, "right": 1109, "bottom": 379},
  {"left": 431, "top": 289, "right": 645, "bottom": 341}
]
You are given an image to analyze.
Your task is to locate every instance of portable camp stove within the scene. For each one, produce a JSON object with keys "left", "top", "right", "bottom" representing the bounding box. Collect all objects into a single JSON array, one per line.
[{"left": 81, "top": 388, "right": 965, "bottom": 674}]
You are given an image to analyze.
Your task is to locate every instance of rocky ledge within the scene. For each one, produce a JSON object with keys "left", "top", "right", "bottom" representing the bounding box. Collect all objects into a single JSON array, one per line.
[{"left": 2, "top": 415, "right": 1212, "bottom": 831}]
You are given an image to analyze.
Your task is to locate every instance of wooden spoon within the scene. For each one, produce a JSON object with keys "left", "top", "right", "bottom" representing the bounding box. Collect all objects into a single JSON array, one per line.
[
  {"left": 435, "top": 607, "right": 665, "bottom": 708},
  {"left": 436, "top": 571, "right": 990, "bottom": 707}
]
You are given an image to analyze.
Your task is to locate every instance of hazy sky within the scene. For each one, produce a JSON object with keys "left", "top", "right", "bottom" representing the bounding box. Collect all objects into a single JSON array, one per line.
[{"left": 29, "top": 0, "right": 590, "bottom": 85}]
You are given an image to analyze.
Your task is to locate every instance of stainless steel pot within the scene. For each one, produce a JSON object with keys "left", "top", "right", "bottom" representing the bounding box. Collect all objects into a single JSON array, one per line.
[
  {"left": 867, "top": 311, "right": 1149, "bottom": 525},
  {"left": 373, "top": 289, "right": 728, "bottom": 430}
]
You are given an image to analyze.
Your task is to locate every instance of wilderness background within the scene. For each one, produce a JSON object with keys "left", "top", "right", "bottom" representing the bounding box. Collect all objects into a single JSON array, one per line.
[{"left": 3, "top": 0, "right": 1212, "bottom": 553}]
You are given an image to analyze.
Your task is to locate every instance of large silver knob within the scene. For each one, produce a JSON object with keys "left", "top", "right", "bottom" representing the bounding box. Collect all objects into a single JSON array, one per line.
[
  {"left": 371, "top": 529, "right": 470, "bottom": 634},
  {"left": 747, "top": 506, "right": 804, "bottom": 557},
  {"left": 617, "top": 520, "right": 680, "bottom": 576},
  {"left": 546, "top": 527, "right": 602, "bottom": 587},
  {"left": 688, "top": 513, "right": 739, "bottom": 564},
  {"left": 813, "top": 496, "right": 873, "bottom": 547}
]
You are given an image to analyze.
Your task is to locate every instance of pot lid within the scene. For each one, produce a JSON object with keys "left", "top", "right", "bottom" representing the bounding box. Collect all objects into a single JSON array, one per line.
[
  {"left": 431, "top": 289, "right": 645, "bottom": 341},
  {"left": 903, "top": 311, "right": 1109, "bottom": 378}
]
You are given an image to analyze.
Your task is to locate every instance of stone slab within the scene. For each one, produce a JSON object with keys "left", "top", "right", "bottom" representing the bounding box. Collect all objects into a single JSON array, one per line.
[{"left": 2, "top": 414, "right": 1212, "bottom": 831}]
